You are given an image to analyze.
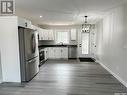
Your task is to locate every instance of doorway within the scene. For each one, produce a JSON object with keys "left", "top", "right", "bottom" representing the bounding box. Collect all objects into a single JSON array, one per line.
[
  {"left": 78, "top": 27, "right": 96, "bottom": 58},
  {"left": 79, "top": 32, "right": 90, "bottom": 58}
]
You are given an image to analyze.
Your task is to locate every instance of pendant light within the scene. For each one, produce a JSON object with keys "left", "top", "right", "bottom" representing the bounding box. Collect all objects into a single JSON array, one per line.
[{"left": 82, "top": 16, "right": 91, "bottom": 32}]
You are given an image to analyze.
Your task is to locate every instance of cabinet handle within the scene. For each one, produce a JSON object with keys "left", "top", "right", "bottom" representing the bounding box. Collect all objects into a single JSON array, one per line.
[
  {"left": 79, "top": 44, "right": 82, "bottom": 47},
  {"left": 25, "top": 22, "right": 27, "bottom": 27}
]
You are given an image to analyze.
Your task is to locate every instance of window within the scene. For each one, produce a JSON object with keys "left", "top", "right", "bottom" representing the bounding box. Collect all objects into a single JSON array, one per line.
[
  {"left": 56, "top": 30, "right": 69, "bottom": 44},
  {"left": 82, "top": 32, "right": 90, "bottom": 54}
]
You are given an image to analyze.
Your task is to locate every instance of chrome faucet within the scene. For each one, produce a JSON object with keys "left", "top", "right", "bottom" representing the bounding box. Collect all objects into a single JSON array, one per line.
[{"left": 60, "top": 42, "right": 64, "bottom": 45}]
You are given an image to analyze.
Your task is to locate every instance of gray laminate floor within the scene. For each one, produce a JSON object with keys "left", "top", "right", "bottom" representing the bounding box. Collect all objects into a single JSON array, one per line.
[{"left": 0, "top": 60, "right": 127, "bottom": 95}]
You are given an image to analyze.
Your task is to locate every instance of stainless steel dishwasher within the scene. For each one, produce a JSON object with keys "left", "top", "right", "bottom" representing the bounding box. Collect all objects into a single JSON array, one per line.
[{"left": 68, "top": 46, "right": 77, "bottom": 59}]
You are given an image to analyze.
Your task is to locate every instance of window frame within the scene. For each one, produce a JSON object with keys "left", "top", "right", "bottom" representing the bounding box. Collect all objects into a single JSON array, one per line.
[{"left": 55, "top": 30, "right": 69, "bottom": 44}]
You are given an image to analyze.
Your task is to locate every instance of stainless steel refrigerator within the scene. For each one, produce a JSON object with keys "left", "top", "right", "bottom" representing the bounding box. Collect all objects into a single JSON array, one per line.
[{"left": 18, "top": 27, "right": 39, "bottom": 82}]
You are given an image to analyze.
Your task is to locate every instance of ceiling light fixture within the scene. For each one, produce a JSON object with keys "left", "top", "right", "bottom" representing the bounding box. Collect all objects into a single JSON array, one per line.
[
  {"left": 40, "top": 15, "right": 43, "bottom": 18},
  {"left": 82, "top": 16, "right": 91, "bottom": 32}
]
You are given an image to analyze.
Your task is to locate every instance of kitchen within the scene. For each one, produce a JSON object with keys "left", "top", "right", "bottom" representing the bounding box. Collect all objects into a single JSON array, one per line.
[
  {"left": 38, "top": 28, "right": 78, "bottom": 66},
  {"left": 0, "top": 16, "right": 96, "bottom": 83},
  {"left": 0, "top": 0, "right": 127, "bottom": 95}
]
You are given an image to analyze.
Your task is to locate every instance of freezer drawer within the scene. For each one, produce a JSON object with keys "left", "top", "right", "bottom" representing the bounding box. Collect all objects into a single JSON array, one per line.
[
  {"left": 21, "top": 56, "right": 39, "bottom": 82},
  {"left": 26, "top": 57, "right": 39, "bottom": 81}
]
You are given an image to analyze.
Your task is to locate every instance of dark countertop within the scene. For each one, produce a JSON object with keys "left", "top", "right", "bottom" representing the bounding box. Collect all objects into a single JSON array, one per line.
[{"left": 38, "top": 45, "right": 78, "bottom": 49}]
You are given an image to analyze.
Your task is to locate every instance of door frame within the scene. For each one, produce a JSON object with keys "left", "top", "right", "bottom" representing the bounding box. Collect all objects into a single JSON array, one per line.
[{"left": 78, "top": 28, "right": 95, "bottom": 58}]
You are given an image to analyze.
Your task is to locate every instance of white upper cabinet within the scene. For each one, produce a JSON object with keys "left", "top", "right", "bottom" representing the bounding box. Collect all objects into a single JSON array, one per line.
[
  {"left": 31, "top": 25, "right": 38, "bottom": 30},
  {"left": 43, "top": 30, "right": 49, "bottom": 40},
  {"left": 70, "top": 29, "right": 77, "bottom": 41},
  {"left": 38, "top": 29, "right": 54, "bottom": 41},
  {"left": 38, "top": 28, "right": 44, "bottom": 40},
  {"left": 48, "top": 30, "right": 54, "bottom": 40},
  {"left": 18, "top": 17, "right": 32, "bottom": 29}
]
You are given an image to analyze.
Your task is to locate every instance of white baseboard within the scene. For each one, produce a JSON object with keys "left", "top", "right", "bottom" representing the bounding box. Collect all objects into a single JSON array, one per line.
[{"left": 96, "top": 60, "right": 127, "bottom": 88}]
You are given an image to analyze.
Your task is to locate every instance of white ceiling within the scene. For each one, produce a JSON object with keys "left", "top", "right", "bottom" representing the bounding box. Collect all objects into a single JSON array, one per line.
[{"left": 15, "top": 0, "right": 127, "bottom": 25}]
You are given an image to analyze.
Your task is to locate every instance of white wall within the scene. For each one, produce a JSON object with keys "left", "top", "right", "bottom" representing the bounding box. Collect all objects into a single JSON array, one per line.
[
  {"left": 0, "top": 16, "right": 21, "bottom": 82},
  {"left": 0, "top": 51, "right": 2, "bottom": 83},
  {"left": 95, "top": 4, "right": 127, "bottom": 87}
]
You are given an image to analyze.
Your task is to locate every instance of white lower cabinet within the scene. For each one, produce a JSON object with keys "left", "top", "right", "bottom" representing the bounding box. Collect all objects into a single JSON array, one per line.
[
  {"left": 44, "top": 48, "right": 48, "bottom": 60},
  {"left": 48, "top": 47, "right": 68, "bottom": 59},
  {"left": 54, "top": 48, "right": 61, "bottom": 59},
  {"left": 48, "top": 48, "right": 55, "bottom": 59},
  {"left": 61, "top": 48, "right": 68, "bottom": 59}
]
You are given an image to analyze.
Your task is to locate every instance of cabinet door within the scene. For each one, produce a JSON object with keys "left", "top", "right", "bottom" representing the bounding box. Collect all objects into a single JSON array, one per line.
[
  {"left": 46, "top": 48, "right": 48, "bottom": 60},
  {"left": 48, "top": 30, "right": 54, "bottom": 40},
  {"left": 61, "top": 47, "right": 68, "bottom": 59},
  {"left": 31, "top": 25, "right": 38, "bottom": 30},
  {"left": 25, "top": 20, "right": 32, "bottom": 29},
  {"left": 54, "top": 48, "right": 61, "bottom": 59},
  {"left": 48, "top": 48, "right": 55, "bottom": 59},
  {"left": 18, "top": 18, "right": 31, "bottom": 28},
  {"left": 38, "top": 28, "right": 43, "bottom": 40},
  {"left": 44, "top": 48, "right": 48, "bottom": 60},
  {"left": 38, "top": 31, "right": 41, "bottom": 40},
  {"left": 43, "top": 30, "right": 49, "bottom": 40},
  {"left": 70, "top": 29, "right": 76, "bottom": 41}
]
